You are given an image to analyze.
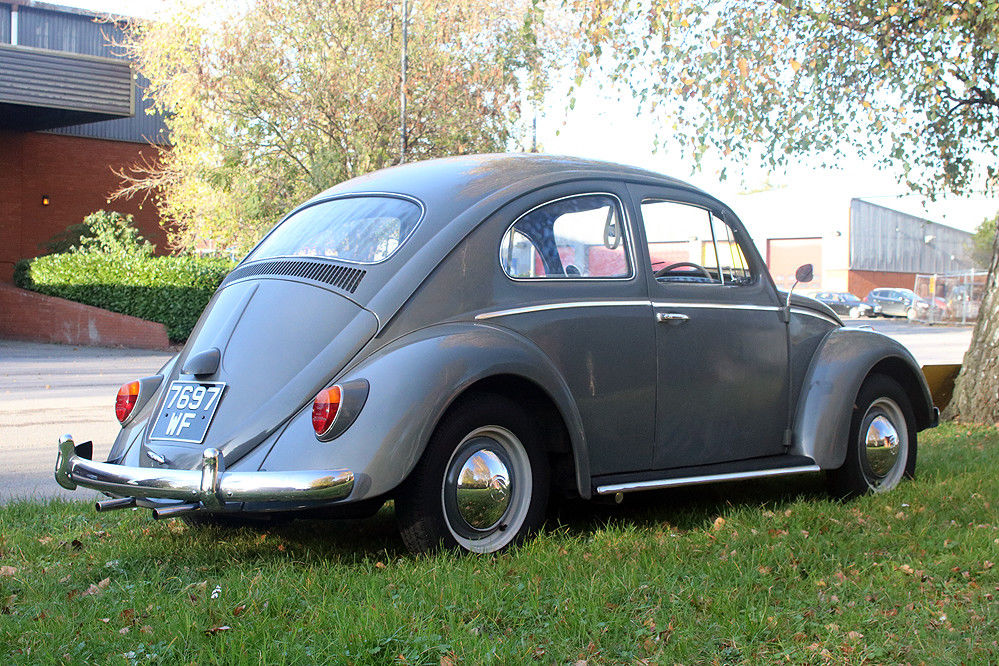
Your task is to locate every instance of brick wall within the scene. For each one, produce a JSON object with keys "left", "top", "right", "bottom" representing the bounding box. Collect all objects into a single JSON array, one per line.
[
  {"left": 848, "top": 270, "right": 918, "bottom": 300},
  {"left": 0, "top": 130, "right": 168, "bottom": 282},
  {"left": 0, "top": 283, "right": 169, "bottom": 349}
]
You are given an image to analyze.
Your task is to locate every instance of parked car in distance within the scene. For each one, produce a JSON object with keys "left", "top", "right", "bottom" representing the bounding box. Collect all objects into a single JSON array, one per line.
[
  {"left": 811, "top": 291, "right": 877, "bottom": 318},
  {"left": 54, "top": 154, "right": 938, "bottom": 554},
  {"left": 864, "top": 288, "right": 930, "bottom": 320},
  {"left": 945, "top": 284, "right": 981, "bottom": 321}
]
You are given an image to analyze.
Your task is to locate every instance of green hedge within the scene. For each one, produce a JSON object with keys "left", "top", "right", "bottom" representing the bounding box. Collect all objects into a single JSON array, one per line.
[{"left": 15, "top": 253, "right": 236, "bottom": 342}]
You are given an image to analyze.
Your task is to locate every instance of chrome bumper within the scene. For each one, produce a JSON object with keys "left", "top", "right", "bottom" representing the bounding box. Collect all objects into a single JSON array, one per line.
[{"left": 54, "top": 435, "right": 354, "bottom": 512}]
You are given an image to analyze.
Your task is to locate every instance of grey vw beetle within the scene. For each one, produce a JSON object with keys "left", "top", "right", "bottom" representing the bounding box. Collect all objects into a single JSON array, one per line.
[{"left": 55, "top": 154, "right": 938, "bottom": 554}]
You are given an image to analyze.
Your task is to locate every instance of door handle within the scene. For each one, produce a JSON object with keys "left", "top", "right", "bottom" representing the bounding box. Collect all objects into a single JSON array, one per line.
[{"left": 656, "top": 312, "right": 689, "bottom": 323}]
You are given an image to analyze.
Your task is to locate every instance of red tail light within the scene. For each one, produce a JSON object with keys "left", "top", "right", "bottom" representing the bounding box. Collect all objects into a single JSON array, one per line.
[
  {"left": 115, "top": 381, "right": 140, "bottom": 423},
  {"left": 312, "top": 385, "right": 342, "bottom": 437}
]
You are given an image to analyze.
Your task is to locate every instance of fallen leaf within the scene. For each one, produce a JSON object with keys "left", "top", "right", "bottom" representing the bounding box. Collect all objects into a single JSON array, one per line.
[
  {"left": 119, "top": 627, "right": 130, "bottom": 635},
  {"left": 38, "top": 537, "right": 52, "bottom": 545},
  {"left": 712, "top": 517, "right": 726, "bottom": 531},
  {"left": 375, "top": 561, "right": 386, "bottom": 569},
  {"left": 140, "top": 625, "right": 153, "bottom": 635},
  {"left": 900, "top": 564, "right": 915, "bottom": 575},
  {"left": 0, "top": 566, "right": 16, "bottom": 577},
  {"left": 204, "top": 625, "right": 232, "bottom": 636},
  {"left": 81, "top": 578, "right": 111, "bottom": 597},
  {"left": 439, "top": 653, "right": 457, "bottom": 666}
]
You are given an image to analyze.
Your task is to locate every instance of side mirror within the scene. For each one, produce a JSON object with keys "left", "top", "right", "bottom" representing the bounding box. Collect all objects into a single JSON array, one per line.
[{"left": 783, "top": 263, "right": 815, "bottom": 320}]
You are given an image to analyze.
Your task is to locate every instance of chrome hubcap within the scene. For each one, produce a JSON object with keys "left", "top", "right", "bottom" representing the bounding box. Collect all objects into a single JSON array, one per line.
[
  {"left": 865, "top": 415, "right": 900, "bottom": 478},
  {"left": 455, "top": 449, "right": 511, "bottom": 530},
  {"left": 859, "top": 397, "right": 908, "bottom": 491},
  {"left": 442, "top": 425, "right": 532, "bottom": 553}
]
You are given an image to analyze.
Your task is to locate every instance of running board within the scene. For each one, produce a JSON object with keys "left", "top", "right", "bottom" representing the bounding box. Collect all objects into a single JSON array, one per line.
[{"left": 594, "top": 465, "right": 822, "bottom": 496}]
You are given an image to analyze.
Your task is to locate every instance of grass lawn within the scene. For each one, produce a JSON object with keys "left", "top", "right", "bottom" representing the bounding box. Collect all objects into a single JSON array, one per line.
[{"left": 2, "top": 423, "right": 997, "bottom": 664}]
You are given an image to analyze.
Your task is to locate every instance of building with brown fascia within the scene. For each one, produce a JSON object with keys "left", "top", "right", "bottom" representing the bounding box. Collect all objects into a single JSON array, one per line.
[{"left": 0, "top": 0, "right": 168, "bottom": 282}]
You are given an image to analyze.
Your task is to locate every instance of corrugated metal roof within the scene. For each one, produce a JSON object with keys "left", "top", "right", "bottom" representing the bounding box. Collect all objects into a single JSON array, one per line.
[
  {"left": 0, "top": 5, "right": 10, "bottom": 44},
  {"left": 849, "top": 199, "right": 974, "bottom": 274},
  {"left": 0, "top": 43, "right": 132, "bottom": 115},
  {"left": 51, "top": 73, "right": 168, "bottom": 143},
  {"left": 1, "top": 1, "right": 169, "bottom": 144},
  {"left": 18, "top": 5, "right": 124, "bottom": 58}
]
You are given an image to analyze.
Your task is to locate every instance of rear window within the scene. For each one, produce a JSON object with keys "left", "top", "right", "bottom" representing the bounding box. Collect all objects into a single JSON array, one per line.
[{"left": 246, "top": 196, "right": 423, "bottom": 264}]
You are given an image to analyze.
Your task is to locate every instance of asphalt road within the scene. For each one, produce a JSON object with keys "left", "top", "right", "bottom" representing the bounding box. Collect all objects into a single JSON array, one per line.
[
  {"left": 0, "top": 317, "right": 973, "bottom": 502},
  {"left": 0, "top": 340, "right": 172, "bottom": 502}
]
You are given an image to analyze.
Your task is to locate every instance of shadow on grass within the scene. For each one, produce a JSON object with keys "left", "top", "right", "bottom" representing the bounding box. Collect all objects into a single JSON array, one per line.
[
  {"left": 551, "top": 472, "right": 831, "bottom": 535},
  {"left": 179, "top": 472, "right": 831, "bottom": 559}
]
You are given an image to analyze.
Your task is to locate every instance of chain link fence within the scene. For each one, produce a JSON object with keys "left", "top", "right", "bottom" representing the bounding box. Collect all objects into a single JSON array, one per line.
[{"left": 912, "top": 271, "right": 987, "bottom": 324}]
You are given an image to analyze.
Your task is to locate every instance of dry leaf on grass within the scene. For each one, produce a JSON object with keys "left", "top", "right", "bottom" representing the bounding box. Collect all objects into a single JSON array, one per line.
[
  {"left": 81, "top": 577, "right": 111, "bottom": 597},
  {"left": 0, "top": 566, "right": 17, "bottom": 577}
]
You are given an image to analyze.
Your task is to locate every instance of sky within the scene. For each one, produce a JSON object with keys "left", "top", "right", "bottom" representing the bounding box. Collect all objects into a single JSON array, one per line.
[{"left": 49, "top": 0, "right": 999, "bottom": 238}]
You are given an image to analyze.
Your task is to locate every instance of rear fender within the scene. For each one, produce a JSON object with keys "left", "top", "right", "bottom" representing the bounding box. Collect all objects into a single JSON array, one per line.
[
  {"left": 258, "top": 322, "right": 590, "bottom": 500},
  {"left": 791, "top": 327, "right": 936, "bottom": 469}
]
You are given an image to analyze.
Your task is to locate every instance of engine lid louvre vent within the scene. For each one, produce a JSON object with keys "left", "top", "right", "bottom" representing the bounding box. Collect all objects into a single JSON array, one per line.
[{"left": 221, "top": 259, "right": 366, "bottom": 293}]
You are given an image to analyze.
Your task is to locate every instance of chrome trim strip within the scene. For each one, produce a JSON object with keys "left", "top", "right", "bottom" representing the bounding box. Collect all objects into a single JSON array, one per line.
[
  {"left": 55, "top": 435, "right": 354, "bottom": 505},
  {"left": 476, "top": 299, "right": 790, "bottom": 320},
  {"left": 790, "top": 307, "right": 841, "bottom": 326},
  {"left": 595, "top": 464, "right": 821, "bottom": 495},
  {"left": 475, "top": 300, "right": 651, "bottom": 320},
  {"left": 651, "top": 301, "right": 780, "bottom": 312}
]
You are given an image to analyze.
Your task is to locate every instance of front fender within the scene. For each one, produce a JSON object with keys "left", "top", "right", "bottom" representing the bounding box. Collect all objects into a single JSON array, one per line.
[
  {"left": 258, "top": 322, "right": 590, "bottom": 500},
  {"left": 791, "top": 327, "right": 935, "bottom": 469}
]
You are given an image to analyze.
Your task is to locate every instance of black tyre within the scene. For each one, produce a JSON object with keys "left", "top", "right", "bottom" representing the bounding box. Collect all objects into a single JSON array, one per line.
[
  {"left": 395, "top": 393, "right": 549, "bottom": 554},
  {"left": 827, "top": 374, "right": 917, "bottom": 499}
]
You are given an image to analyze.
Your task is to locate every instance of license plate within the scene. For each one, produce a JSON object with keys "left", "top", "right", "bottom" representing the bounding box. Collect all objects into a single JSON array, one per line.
[{"left": 149, "top": 381, "right": 226, "bottom": 444}]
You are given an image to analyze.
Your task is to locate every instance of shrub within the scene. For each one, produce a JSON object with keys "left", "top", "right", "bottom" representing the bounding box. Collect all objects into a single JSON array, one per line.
[
  {"left": 16, "top": 252, "right": 235, "bottom": 342},
  {"left": 42, "top": 210, "right": 154, "bottom": 256}
]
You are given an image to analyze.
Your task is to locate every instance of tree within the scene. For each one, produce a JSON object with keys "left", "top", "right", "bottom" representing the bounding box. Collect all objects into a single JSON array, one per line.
[
  {"left": 572, "top": 0, "right": 999, "bottom": 423},
  {"left": 117, "top": 0, "right": 546, "bottom": 252},
  {"left": 969, "top": 212, "right": 998, "bottom": 269}
]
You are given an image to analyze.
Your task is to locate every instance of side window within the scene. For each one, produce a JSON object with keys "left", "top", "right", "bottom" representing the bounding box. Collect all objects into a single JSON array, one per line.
[
  {"left": 500, "top": 194, "right": 631, "bottom": 279},
  {"left": 640, "top": 199, "right": 752, "bottom": 285}
]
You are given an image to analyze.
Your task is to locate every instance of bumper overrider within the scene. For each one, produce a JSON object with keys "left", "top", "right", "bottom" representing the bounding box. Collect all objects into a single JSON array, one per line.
[{"left": 54, "top": 435, "right": 354, "bottom": 519}]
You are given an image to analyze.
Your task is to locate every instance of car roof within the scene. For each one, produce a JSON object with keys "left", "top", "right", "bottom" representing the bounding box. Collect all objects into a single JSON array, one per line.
[{"left": 300, "top": 153, "right": 711, "bottom": 236}]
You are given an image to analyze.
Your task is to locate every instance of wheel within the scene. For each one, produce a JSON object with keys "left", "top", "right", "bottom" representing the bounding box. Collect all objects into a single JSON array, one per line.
[
  {"left": 827, "top": 374, "right": 916, "bottom": 499},
  {"left": 849, "top": 306, "right": 860, "bottom": 319},
  {"left": 395, "top": 393, "right": 549, "bottom": 554}
]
